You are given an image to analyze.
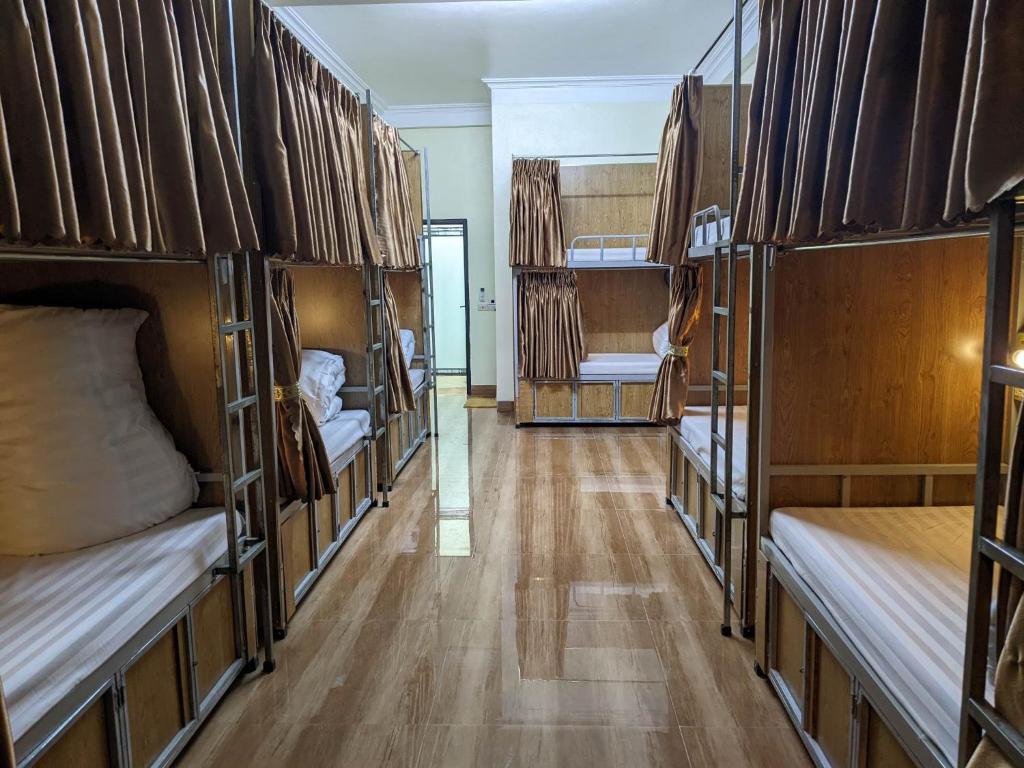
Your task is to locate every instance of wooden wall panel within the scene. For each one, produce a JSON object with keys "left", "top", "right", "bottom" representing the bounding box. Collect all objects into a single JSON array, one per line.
[
  {"left": 812, "top": 639, "right": 851, "bottom": 767},
  {"left": 687, "top": 259, "right": 751, "bottom": 389},
  {"left": 770, "top": 239, "right": 987, "bottom": 472},
  {"left": 697, "top": 84, "right": 752, "bottom": 212},
  {"left": 536, "top": 383, "right": 573, "bottom": 418},
  {"left": 774, "top": 584, "right": 805, "bottom": 710},
  {"left": 193, "top": 578, "right": 236, "bottom": 703},
  {"left": 561, "top": 163, "right": 656, "bottom": 247},
  {"left": 579, "top": 383, "right": 614, "bottom": 419},
  {"left": 0, "top": 261, "right": 221, "bottom": 475},
  {"left": 36, "top": 698, "right": 111, "bottom": 768},
  {"left": 620, "top": 383, "right": 654, "bottom": 419},
  {"left": 289, "top": 266, "right": 369, "bottom": 406},
  {"left": 354, "top": 448, "right": 368, "bottom": 505},
  {"left": 865, "top": 706, "right": 917, "bottom": 768},
  {"left": 388, "top": 270, "right": 424, "bottom": 351},
  {"left": 125, "top": 623, "right": 189, "bottom": 767},
  {"left": 517, "top": 380, "right": 535, "bottom": 424},
  {"left": 576, "top": 269, "right": 669, "bottom": 353},
  {"left": 281, "top": 509, "right": 313, "bottom": 619},
  {"left": 402, "top": 149, "right": 424, "bottom": 230}
]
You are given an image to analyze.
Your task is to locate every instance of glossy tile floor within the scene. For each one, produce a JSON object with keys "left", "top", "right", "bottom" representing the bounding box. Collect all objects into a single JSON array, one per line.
[{"left": 179, "top": 393, "right": 809, "bottom": 768}]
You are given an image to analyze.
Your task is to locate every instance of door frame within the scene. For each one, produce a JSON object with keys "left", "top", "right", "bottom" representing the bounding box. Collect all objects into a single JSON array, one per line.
[{"left": 427, "top": 218, "right": 471, "bottom": 392}]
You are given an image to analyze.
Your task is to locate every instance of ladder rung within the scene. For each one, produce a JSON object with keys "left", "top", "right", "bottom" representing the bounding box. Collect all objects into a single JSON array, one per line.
[
  {"left": 711, "top": 493, "right": 727, "bottom": 513},
  {"left": 966, "top": 699, "right": 1024, "bottom": 767},
  {"left": 375, "top": 385, "right": 385, "bottom": 395},
  {"left": 220, "top": 320, "right": 252, "bottom": 334},
  {"left": 711, "top": 431, "right": 727, "bottom": 448},
  {"left": 231, "top": 468, "right": 262, "bottom": 493},
  {"left": 370, "top": 300, "right": 381, "bottom": 307},
  {"left": 375, "top": 427, "right": 386, "bottom": 439},
  {"left": 227, "top": 394, "right": 258, "bottom": 414},
  {"left": 372, "top": 343, "right": 384, "bottom": 351},
  {"left": 712, "top": 370, "right": 728, "bottom": 384},
  {"left": 991, "top": 364, "right": 1024, "bottom": 389},
  {"left": 713, "top": 306, "right": 730, "bottom": 317},
  {"left": 979, "top": 536, "right": 1024, "bottom": 582},
  {"left": 214, "top": 537, "right": 267, "bottom": 575}
]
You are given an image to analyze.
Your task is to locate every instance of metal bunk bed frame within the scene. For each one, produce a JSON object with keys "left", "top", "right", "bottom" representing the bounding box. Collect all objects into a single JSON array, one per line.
[{"left": 2, "top": 248, "right": 275, "bottom": 768}]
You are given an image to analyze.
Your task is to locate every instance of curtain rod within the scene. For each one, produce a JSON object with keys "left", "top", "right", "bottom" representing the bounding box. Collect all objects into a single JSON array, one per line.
[
  {"left": 400, "top": 135, "right": 420, "bottom": 155},
  {"left": 691, "top": 0, "right": 753, "bottom": 74},
  {"left": 513, "top": 152, "right": 658, "bottom": 160}
]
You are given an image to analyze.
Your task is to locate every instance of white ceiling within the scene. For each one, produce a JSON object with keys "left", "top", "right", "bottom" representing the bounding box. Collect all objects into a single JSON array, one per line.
[{"left": 272, "top": 0, "right": 733, "bottom": 106}]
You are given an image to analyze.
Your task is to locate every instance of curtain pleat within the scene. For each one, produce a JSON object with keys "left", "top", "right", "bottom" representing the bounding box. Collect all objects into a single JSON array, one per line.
[
  {"left": 509, "top": 159, "right": 566, "bottom": 268},
  {"left": 383, "top": 274, "right": 415, "bottom": 413},
  {"left": 373, "top": 117, "right": 422, "bottom": 269},
  {"left": 270, "top": 267, "right": 335, "bottom": 501},
  {"left": 253, "top": 4, "right": 379, "bottom": 265},
  {"left": 648, "top": 266, "right": 703, "bottom": 425},
  {"left": 734, "top": 0, "right": 1024, "bottom": 246},
  {"left": 517, "top": 271, "right": 586, "bottom": 380},
  {"left": 0, "top": 0, "right": 256, "bottom": 254},
  {"left": 646, "top": 77, "right": 704, "bottom": 267}
]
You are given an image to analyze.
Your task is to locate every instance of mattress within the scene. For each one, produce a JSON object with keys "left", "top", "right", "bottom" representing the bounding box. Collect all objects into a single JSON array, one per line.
[
  {"left": 320, "top": 410, "right": 371, "bottom": 465},
  {"left": 770, "top": 506, "right": 974, "bottom": 766},
  {"left": 399, "top": 329, "right": 415, "bottom": 369},
  {"left": 409, "top": 368, "right": 426, "bottom": 392},
  {"left": 678, "top": 405, "right": 748, "bottom": 501},
  {"left": 0, "top": 507, "right": 228, "bottom": 741},
  {"left": 578, "top": 352, "right": 661, "bottom": 377},
  {"left": 691, "top": 215, "right": 732, "bottom": 247},
  {"left": 566, "top": 246, "right": 649, "bottom": 264}
]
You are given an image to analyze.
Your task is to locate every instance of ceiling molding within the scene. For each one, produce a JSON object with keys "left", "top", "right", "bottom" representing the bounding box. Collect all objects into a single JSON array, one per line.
[
  {"left": 484, "top": 75, "right": 682, "bottom": 105},
  {"left": 693, "top": 2, "right": 759, "bottom": 84},
  {"left": 272, "top": 8, "right": 388, "bottom": 109},
  {"left": 386, "top": 103, "right": 491, "bottom": 129}
]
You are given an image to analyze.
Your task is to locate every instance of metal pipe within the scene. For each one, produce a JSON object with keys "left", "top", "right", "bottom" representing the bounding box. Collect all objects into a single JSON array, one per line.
[{"left": 512, "top": 152, "right": 658, "bottom": 161}]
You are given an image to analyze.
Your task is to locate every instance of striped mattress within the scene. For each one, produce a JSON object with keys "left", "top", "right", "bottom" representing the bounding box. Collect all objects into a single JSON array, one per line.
[
  {"left": 0, "top": 507, "right": 228, "bottom": 741},
  {"left": 770, "top": 505, "right": 974, "bottom": 766},
  {"left": 679, "top": 406, "right": 748, "bottom": 501}
]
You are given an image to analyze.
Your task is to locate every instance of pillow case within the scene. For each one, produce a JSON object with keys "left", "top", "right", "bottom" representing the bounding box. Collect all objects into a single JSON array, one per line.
[
  {"left": 653, "top": 321, "right": 670, "bottom": 358},
  {"left": 320, "top": 396, "right": 344, "bottom": 426},
  {"left": 399, "top": 329, "right": 416, "bottom": 369},
  {"left": 0, "top": 304, "right": 199, "bottom": 555},
  {"left": 299, "top": 349, "right": 346, "bottom": 425}
]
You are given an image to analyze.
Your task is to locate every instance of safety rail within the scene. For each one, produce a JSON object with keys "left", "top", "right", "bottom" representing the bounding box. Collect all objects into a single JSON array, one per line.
[{"left": 566, "top": 234, "right": 650, "bottom": 264}]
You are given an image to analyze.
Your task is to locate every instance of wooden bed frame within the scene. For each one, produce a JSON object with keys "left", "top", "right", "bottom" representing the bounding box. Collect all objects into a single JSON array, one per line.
[
  {"left": 0, "top": 254, "right": 270, "bottom": 768},
  {"left": 754, "top": 237, "right": 993, "bottom": 768},
  {"left": 269, "top": 265, "right": 378, "bottom": 636}
]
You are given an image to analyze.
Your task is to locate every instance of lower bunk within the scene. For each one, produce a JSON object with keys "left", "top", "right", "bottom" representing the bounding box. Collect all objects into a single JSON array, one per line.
[
  {"left": 3, "top": 508, "right": 258, "bottom": 768},
  {"left": 762, "top": 502, "right": 981, "bottom": 768},
  {"left": 279, "top": 410, "right": 374, "bottom": 627},
  {"left": 515, "top": 353, "right": 660, "bottom": 425}
]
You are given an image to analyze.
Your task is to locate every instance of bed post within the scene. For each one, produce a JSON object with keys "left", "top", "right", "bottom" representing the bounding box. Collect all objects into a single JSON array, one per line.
[
  {"left": 754, "top": 244, "right": 776, "bottom": 673},
  {"left": 422, "top": 146, "right": 440, "bottom": 438}
]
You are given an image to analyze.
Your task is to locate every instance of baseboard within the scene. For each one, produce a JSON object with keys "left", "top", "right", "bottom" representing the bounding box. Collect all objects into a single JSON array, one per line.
[
  {"left": 470, "top": 385, "right": 496, "bottom": 397},
  {"left": 496, "top": 400, "right": 514, "bottom": 413}
]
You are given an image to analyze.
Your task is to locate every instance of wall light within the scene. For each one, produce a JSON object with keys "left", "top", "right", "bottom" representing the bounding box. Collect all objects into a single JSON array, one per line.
[{"left": 1013, "top": 333, "right": 1024, "bottom": 369}]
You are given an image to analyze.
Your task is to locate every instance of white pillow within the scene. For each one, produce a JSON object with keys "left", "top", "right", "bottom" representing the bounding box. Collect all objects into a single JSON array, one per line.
[
  {"left": 0, "top": 304, "right": 199, "bottom": 555},
  {"left": 299, "top": 349, "right": 346, "bottom": 425},
  {"left": 400, "top": 329, "right": 415, "bottom": 369},
  {"left": 320, "top": 396, "right": 344, "bottom": 426},
  {"left": 653, "top": 321, "right": 670, "bottom": 358}
]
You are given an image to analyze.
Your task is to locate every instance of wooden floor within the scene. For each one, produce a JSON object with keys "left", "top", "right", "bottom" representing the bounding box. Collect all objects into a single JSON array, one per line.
[{"left": 178, "top": 391, "right": 809, "bottom": 767}]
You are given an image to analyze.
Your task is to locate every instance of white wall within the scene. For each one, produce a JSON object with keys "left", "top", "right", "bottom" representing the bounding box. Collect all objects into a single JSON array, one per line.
[
  {"left": 489, "top": 97, "right": 671, "bottom": 402},
  {"left": 401, "top": 126, "right": 496, "bottom": 388}
]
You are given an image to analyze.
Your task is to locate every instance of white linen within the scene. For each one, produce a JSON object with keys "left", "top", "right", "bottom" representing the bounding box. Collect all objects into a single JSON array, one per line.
[
  {"left": 409, "top": 368, "right": 426, "bottom": 392},
  {"left": 322, "top": 396, "right": 344, "bottom": 424},
  {"left": 678, "top": 406, "right": 747, "bottom": 501},
  {"left": 320, "top": 410, "right": 371, "bottom": 465},
  {"left": 691, "top": 215, "right": 732, "bottom": 247},
  {"left": 566, "top": 246, "right": 649, "bottom": 263},
  {"left": 0, "top": 304, "right": 198, "bottom": 555},
  {"left": 0, "top": 507, "right": 227, "bottom": 739},
  {"left": 770, "top": 506, "right": 974, "bottom": 767},
  {"left": 400, "top": 329, "right": 416, "bottom": 369},
  {"left": 652, "top": 322, "right": 669, "bottom": 358},
  {"left": 578, "top": 353, "right": 662, "bottom": 377},
  {"left": 299, "top": 349, "right": 346, "bottom": 426}
]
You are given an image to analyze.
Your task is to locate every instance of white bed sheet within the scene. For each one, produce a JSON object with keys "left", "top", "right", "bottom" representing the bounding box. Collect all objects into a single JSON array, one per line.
[
  {"left": 691, "top": 216, "right": 732, "bottom": 247},
  {"left": 678, "top": 406, "right": 748, "bottom": 501},
  {"left": 566, "top": 246, "right": 649, "bottom": 264},
  {"left": 770, "top": 506, "right": 974, "bottom": 766},
  {"left": 409, "top": 368, "right": 426, "bottom": 392},
  {"left": 400, "top": 329, "right": 415, "bottom": 369},
  {"left": 0, "top": 507, "right": 228, "bottom": 741},
  {"left": 578, "top": 352, "right": 662, "bottom": 377},
  {"left": 320, "top": 410, "right": 371, "bottom": 465}
]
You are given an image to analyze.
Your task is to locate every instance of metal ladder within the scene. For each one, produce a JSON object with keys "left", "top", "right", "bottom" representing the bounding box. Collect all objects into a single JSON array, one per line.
[
  {"left": 420, "top": 147, "right": 440, "bottom": 437},
  {"left": 959, "top": 194, "right": 1024, "bottom": 767},
  {"left": 363, "top": 262, "right": 391, "bottom": 507},
  {"left": 209, "top": 252, "right": 275, "bottom": 672}
]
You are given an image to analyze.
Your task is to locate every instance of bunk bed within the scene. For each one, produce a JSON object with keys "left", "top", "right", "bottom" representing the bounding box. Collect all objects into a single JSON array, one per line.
[
  {"left": 732, "top": 1, "right": 1024, "bottom": 765},
  {"left": 0, "top": 2, "right": 275, "bottom": 765},
  {"left": 248, "top": 3, "right": 384, "bottom": 636},
  {"left": 513, "top": 161, "right": 671, "bottom": 425}
]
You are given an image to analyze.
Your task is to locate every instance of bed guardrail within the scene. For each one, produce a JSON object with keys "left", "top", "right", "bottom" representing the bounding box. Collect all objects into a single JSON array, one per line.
[
  {"left": 692, "top": 205, "right": 728, "bottom": 247},
  {"left": 567, "top": 234, "right": 649, "bottom": 263}
]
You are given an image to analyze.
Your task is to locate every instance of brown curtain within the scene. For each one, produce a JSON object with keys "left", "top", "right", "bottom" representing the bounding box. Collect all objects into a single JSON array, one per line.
[
  {"left": 270, "top": 267, "right": 335, "bottom": 500},
  {"left": 373, "top": 117, "right": 421, "bottom": 269},
  {"left": 383, "top": 274, "right": 415, "bottom": 413},
  {"left": 733, "top": 0, "right": 1024, "bottom": 246},
  {"left": 509, "top": 159, "right": 566, "bottom": 268},
  {"left": 969, "top": 412, "right": 1024, "bottom": 767},
  {"left": 253, "top": 4, "right": 379, "bottom": 265},
  {"left": 517, "top": 271, "right": 585, "bottom": 380},
  {"left": 647, "top": 77, "right": 704, "bottom": 266},
  {"left": 0, "top": 0, "right": 256, "bottom": 255},
  {"left": 1, "top": 678, "right": 12, "bottom": 768},
  {"left": 648, "top": 265, "right": 703, "bottom": 424}
]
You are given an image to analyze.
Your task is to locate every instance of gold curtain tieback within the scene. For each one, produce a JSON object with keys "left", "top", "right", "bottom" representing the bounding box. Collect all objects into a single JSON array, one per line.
[
  {"left": 667, "top": 344, "right": 689, "bottom": 358},
  {"left": 274, "top": 383, "right": 301, "bottom": 402}
]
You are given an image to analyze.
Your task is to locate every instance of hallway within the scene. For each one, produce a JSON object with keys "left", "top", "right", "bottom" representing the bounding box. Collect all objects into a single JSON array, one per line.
[{"left": 180, "top": 393, "right": 808, "bottom": 767}]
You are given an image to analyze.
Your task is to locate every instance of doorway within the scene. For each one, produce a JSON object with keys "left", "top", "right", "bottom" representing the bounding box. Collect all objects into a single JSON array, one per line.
[{"left": 427, "top": 219, "right": 471, "bottom": 393}]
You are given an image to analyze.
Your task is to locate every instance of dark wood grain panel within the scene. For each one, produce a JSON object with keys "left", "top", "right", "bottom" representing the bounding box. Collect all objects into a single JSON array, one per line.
[
  {"left": 387, "top": 270, "right": 424, "bottom": 351},
  {"left": 402, "top": 149, "right": 424, "bottom": 230},
  {"left": 576, "top": 269, "right": 669, "bottom": 354},
  {"left": 193, "top": 577, "right": 237, "bottom": 703},
  {"left": 561, "top": 163, "right": 655, "bottom": 247},
  {"left": 697, "top": 84, "right": 752, "bottom": 213},
  {"left": 687, "top": 259, "right": 751, "bottom": 390}
]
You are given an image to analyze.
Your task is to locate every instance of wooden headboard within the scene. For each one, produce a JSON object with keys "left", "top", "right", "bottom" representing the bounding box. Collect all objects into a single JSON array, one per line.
[{"left": 561, "top": 163, "right": 656, "bottom": 248}]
